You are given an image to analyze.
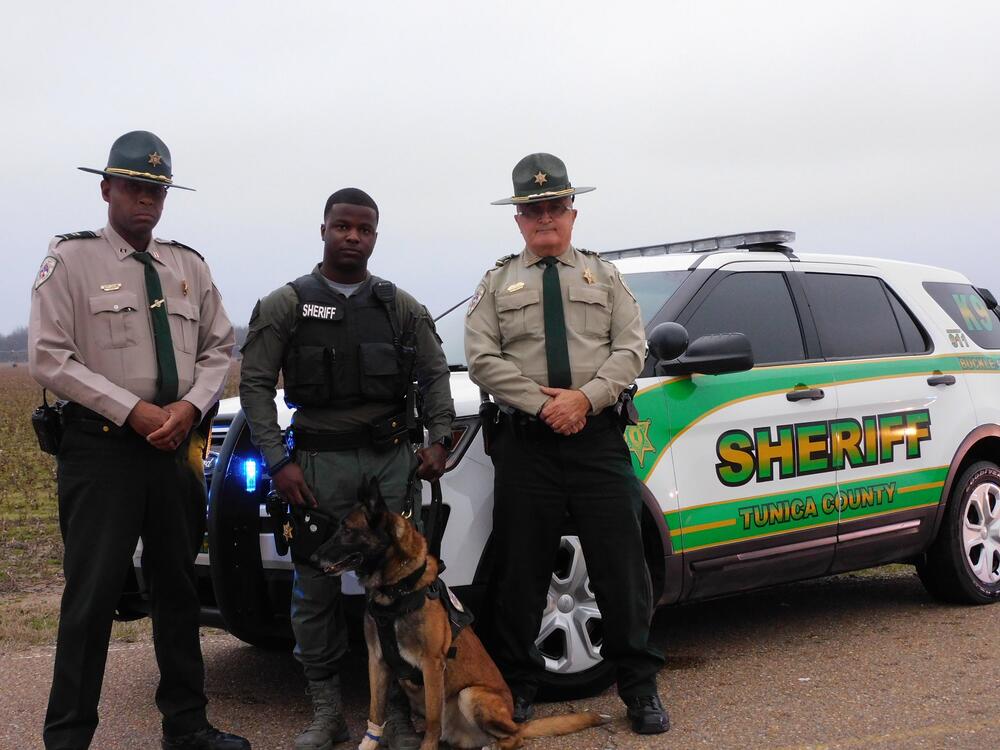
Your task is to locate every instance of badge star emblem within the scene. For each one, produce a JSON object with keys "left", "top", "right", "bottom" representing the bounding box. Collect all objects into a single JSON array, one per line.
[
  {"left": 625, "top": 419, "right": 656, "bottom": 468},
  {"left": 583, "top": 269, "right": 595, "bottom": 284},
  {"left": 283, "top": 522, "right": 294, "bottom": 542},
  {"left": 533, "top": 171, "right": 548, "bottom": 186},
  {"left": 148, "top": 152, "right": 163, "bottom": 167}
]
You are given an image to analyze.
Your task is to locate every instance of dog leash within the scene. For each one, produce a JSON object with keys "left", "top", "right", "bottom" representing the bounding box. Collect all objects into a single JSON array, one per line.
[{"left": 402, "top": 463, "right": 445, "bottom": 560}]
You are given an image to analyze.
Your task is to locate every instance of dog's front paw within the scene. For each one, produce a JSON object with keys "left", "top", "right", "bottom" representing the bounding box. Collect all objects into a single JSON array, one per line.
[{"left": 359, "top": 720, "right": 385, "bottom": 750}]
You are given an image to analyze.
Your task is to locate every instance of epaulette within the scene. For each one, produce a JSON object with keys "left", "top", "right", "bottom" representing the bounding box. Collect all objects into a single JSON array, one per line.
[
  {"left": 494, "top": 253, "right": 518, "bottom": 268},
  {"left": 160, "top": 239, "right": 205, "bottom": 261},
  {"left": 54, "top": 231, "right": 99, "bottom": 245}
]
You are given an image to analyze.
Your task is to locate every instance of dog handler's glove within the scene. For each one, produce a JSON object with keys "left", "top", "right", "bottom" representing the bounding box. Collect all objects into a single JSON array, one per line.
[{"left": 359, "top": 720, "right": 385, "bottom": 750}]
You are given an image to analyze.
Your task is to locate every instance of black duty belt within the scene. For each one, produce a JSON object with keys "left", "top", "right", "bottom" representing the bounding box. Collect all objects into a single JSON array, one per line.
[
  {"left": 290, "top": 412, "right": 409, "bottom": 453},
  {"left": 60, "top": 402, "right": 135, "bottom": 439},
  {"left": 500, "top": 407, "right": 617, "bottom": 440}
]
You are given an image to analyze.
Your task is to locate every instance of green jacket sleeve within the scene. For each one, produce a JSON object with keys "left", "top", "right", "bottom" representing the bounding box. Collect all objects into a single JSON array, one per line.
[
  {"left": 238, "top": 285, "right": 296, "bottom": 470},
  {"left": 400, "top": 291, "right": 455, "bottom": 445}
]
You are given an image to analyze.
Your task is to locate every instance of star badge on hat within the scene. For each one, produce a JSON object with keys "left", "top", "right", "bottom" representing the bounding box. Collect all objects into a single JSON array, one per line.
[
  {"left": 148, "top": 151, "right": 163, "bottom": 167},
  {"left": 492, "top": 153, "right": 595, "bottom": 205}
]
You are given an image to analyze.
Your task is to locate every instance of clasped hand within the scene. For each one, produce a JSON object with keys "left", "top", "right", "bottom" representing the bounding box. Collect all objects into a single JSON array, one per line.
[
  {"left": 539, "top": 387, "right": 591, "bottom": 435},
  {"left": 127, "top": 400, "right": 198, "bottom": 451}
]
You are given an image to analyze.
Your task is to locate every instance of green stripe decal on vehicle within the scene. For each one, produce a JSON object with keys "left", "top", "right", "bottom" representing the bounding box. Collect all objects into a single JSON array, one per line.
[
  {"left": 660, "top": 465, "right": 947, "bottom": 552},
  {"left": 626, "top": 353, "right": 1000, "bottom": 483}
]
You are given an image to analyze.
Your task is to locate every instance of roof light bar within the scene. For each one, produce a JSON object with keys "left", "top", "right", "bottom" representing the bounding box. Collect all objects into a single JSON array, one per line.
[{"left": 600, "top": 230, "right": 796, "bottom": 261}]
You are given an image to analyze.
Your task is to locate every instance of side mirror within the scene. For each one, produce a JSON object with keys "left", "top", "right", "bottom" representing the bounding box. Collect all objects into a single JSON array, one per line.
[
  {"left": 657, "top": 332, "right": 754, "bottom": 376},
  {"left": 648, "top": 322, "right": 689, "bottom": 362}
]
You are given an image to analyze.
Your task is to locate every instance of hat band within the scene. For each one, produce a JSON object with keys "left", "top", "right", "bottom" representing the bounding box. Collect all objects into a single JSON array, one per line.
[
  {"left": 510, "top": 186, "right": 576, "bottom": 203},
  {"left": 105, "top": 167, "right": 173, "bottom": 183}
]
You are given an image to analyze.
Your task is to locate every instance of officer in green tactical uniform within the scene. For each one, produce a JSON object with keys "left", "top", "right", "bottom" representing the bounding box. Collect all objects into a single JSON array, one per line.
[{"left": 239, "top": 188, "right": 455, "bottom": 750}]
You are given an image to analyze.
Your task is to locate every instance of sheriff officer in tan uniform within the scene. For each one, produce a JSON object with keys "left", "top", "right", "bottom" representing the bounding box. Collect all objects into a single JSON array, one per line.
[
  {"left": 29, "top": 131, "right": 248, "bottom": 750},
  {"left": 465, "top": 153, "right": 668, "bottom": 734}
]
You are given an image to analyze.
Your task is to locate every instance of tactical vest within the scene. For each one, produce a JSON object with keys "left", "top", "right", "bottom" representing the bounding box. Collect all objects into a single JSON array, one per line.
[{"left": 282, "top": 271, "right": 413, "bottom": 409}]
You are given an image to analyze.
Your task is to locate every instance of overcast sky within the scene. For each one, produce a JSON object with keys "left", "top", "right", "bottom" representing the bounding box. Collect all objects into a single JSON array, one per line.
[{"left": 3, "top": 1, "right": 998, "bottom": 335}]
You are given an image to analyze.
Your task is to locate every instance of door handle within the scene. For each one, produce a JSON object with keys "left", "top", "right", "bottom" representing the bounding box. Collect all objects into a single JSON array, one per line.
[
  {"left": 927, "top": 374, "right": 956, "bottom": 386},
  {"left": 786, "top": 387, "right": 825, "bottom": 402}
]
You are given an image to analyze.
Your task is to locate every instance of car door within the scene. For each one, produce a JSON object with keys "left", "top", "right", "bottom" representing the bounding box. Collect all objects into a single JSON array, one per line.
[
  {"left": 792, "top": 265, "right": 978, "bottom": 571},
  {"left": 650, "top": 260, "right": 840, "bottom": 600}
]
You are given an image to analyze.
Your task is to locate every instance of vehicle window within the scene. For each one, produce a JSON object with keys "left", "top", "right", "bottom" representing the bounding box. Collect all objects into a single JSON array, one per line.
[
  {"left": 434, "top": 269, "right": 691, "bottom": 368},
  {"left": 684, "top": 272, "right": 806, "bottom": 365},
  {"left": 923, "top": 282, "right": 1000, "bottom": 349},
  {"left": 803, "top": 273, "right": 914, "bottom": 358},
  {"left": 622, "top": 270, "right": 690, "bottom": 324},
  {"left": 886, "top": 286, "right": 929, "bottom": 352}
]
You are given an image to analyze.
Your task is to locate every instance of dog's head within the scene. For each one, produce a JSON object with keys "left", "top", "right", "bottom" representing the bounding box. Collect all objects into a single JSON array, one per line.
[{"left": 310, "top": 477, "right": 399, "bottom": 579}]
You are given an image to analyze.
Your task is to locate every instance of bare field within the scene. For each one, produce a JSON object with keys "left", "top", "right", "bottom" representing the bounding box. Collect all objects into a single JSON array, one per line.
[{"left": 0, "top": 361, "right": 240, "bottom": 651}]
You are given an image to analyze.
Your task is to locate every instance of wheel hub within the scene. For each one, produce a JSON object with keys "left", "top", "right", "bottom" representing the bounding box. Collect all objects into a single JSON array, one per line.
[
  {"left": 535, "top": 535, "right": 604, "bottom": 675},
  {"left": 962, "top": 481, "right": 1000, "bottom": 585}
]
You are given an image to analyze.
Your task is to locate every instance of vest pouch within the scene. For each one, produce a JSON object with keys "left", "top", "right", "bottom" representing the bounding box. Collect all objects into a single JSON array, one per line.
[
  {"left": 284, "top": 345, "right": 335, "bottom": 407},
  {"left": 359, "top": 342, "right": 405, "bottom": 402}
]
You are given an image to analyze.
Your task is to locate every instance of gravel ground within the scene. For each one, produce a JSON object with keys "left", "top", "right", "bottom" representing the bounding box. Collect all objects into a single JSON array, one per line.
[{"left": 2, "top": 567, "right": 999, "bottom": 749}]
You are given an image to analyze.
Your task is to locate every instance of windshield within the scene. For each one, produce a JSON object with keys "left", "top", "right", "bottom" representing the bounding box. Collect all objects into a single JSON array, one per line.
[{"left": 435, "top": 269, "right": 690, "bottom": 369}]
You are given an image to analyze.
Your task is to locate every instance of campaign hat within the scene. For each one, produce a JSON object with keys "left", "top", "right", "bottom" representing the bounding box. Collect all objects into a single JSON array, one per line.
[
  {"left": 491, "top": 152, "right": 594, "bottom": 205},
  {"left": 78, "top": 130, "right": 194, "bottom": 191}
]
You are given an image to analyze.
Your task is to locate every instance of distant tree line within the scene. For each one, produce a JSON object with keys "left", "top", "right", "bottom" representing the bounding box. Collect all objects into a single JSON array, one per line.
[
  {"left": 0, "top": 326, "right": 27, "bottom": 363},
  {"left": 0, "top": 324, "right": 248, "bottom": 364}
]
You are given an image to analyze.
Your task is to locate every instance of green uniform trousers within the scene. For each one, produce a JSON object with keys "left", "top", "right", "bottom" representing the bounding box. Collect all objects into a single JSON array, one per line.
[{"left": 291, "top": 442, "right": 418, "bottom": 681}]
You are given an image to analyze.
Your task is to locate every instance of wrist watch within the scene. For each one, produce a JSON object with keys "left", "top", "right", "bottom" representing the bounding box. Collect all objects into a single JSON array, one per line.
[{"left": 431, "top": 435, "right": 453, "bottom": 451}]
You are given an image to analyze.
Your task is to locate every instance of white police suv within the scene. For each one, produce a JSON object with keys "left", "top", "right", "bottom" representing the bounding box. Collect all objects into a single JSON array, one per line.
[{"left": 123, "top": 231, "right": 1000, "bottom": 698}]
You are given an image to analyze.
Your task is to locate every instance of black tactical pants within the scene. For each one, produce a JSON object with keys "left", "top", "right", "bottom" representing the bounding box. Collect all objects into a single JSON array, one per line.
[
  {"left": 486, "top": 411, "right": 665, "bottom": 701},
  {"left": 43, "top": 419, "right": 209, "bottom": 749}
]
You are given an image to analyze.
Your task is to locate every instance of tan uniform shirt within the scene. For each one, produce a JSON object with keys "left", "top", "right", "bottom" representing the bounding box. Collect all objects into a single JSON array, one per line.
[
  {"left": 464, "top": 245, "right": 645, "bottom": 416},
  {"left": 28, "top": 224, "right": 236, "bottom": 426}
]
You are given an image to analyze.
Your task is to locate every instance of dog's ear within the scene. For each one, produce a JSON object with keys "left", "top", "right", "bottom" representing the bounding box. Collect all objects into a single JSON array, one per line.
[{"left": 360, "top": 476, "right": 388, "bottom": 520}]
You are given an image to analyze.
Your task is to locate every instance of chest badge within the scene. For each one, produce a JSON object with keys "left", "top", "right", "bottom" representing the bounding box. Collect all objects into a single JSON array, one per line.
[
  {"left": 583, "top": 269, "right": 595, "bottom": 284},
  {"left": 181, "top": 280, "right": 189, "bottom": 296},
  {"left": 283, "top": 522, "right": 294, "bottom": 542},
  {"left": 100, "top": 283, "right": 123, "bottom": 292},
  {"left": 506, "top": 281, "right": 525, "bottom": 293}
]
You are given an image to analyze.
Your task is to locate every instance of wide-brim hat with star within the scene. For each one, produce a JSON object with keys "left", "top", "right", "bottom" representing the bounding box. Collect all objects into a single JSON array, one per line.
[
  {"left": 78, "top": 130, "right": 194, "bottom": 191},
  {"left": 490, "top": 152, "right": 595, "bottom": 205}
]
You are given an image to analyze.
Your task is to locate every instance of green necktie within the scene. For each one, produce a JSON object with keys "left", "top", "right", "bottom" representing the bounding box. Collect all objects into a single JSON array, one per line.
[
  {"left": 132, "top": 251, "right": 179, "bottom": 405},
  {"left": 540, "top": 256, "right": 572, "bottom": 389}
]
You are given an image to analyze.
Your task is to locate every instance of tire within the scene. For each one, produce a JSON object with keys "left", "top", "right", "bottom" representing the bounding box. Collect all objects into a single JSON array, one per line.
[
  {"left": 918, "top": 460, "right": 1000, "bottom": 604},
  {"left": 533, "top": 535, "right": 616, "bottom": 700}
]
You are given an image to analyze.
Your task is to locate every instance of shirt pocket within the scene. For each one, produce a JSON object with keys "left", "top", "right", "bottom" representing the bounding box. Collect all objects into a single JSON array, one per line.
[
  {"left": 568, "top": 285, "right": 611, "bottom": 338},
  {"left": 88, "top": 292, "right": 140, "bottom": 349},
  {"left": 495, "top": 289, "right": 540, "bottom": 344},
  {"left": 166, "top": 298, "right": 200, "bottom": 353}
]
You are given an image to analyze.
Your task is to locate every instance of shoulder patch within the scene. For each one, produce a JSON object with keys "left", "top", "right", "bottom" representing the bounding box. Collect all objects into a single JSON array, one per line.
[
  {"left": 577, "top": 248, "right": 598, "bottom": 256},
  {"left": 494, "top": 253, "right": 518, "bottom": 268},
  {"left": 161, "top": 239, "right": 205, "bottom": 261},
  {"left": 54, "top": 231, "right": 98, "bottom": 245},
  {"left": 34, "top": 256, "right": 59, "bottom": 290},
  {"left": 466, "top": 284, "right": 486, "bottom": 316}
]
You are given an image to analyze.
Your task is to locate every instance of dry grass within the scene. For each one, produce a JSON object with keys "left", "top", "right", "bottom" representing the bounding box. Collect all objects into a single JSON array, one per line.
[{"left": 0, "top": 361, "right": 240, "bottom": 650}]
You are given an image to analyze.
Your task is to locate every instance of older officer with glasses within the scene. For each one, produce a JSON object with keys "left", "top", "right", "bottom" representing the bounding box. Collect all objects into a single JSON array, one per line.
[{"left": 465, "top": 153, "right": 668, "bottom": 734}]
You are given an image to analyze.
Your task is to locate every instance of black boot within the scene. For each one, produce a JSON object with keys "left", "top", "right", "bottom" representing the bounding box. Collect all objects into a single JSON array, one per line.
[
  {"left": 382, "top": 683, "right": 420, "bottom": 750},
  {"left": 161, "top": 725, "right": 250, "bottom": 749}
]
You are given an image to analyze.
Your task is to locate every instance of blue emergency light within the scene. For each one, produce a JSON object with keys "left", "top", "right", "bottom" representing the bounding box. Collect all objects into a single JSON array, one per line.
[{"left": 244, "top": 459, "right": 257, "bottom": 493}]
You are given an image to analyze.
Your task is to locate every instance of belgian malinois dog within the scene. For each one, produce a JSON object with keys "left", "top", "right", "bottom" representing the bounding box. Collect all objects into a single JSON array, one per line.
[{"left": 312, "top": 479, "right": 610, "bottom": 750}]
